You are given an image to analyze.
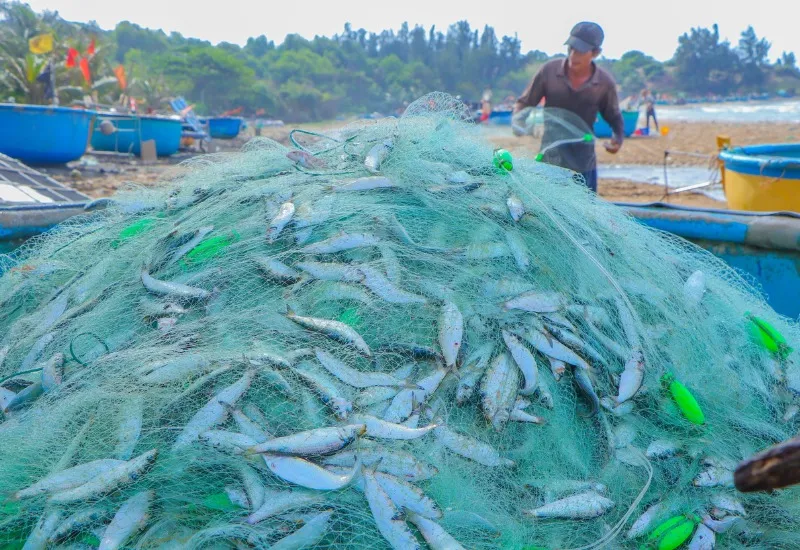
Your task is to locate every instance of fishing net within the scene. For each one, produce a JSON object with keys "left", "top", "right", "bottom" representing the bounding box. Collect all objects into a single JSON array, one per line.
[{"left": 1, "top": 92, "right": 799, "bottom": 549}]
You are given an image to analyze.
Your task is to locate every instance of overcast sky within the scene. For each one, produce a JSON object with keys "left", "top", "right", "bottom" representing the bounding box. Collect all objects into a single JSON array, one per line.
[{"left": 25, "top": 0, "right": 796, "bottom": 62}]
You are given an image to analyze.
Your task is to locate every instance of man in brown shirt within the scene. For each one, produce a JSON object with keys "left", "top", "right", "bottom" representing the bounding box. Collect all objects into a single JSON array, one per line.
[{"left": 514, "top": 22, "right": 624, "bottom": 192}]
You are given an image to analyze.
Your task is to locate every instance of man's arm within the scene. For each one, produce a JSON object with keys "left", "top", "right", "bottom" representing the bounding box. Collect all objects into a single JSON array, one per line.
[
  {"left": 514, "top": 69, "right": 545, "bottom": 114},
  {"left": 600, "top": 84, "right": 624, "bottom": 152}
]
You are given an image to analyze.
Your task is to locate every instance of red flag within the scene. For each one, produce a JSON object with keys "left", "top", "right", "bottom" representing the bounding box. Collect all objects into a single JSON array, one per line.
[
  {"left": 79, "top": 57, "right": 91, "bottom": 83},
  {"left": 66, "top": 48, "right": 79, "bottom": 68},
  {"left": 113, "top": 65, "right": 127, "bottom": 90},
  {"left": 87, "top": 38, "right": 96, "bottom": 55}
]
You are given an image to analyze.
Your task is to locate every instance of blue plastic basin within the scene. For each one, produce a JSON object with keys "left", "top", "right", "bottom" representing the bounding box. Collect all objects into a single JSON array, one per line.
[
  {"left": 91, "top": 114, "right": 183, "bottom": 156},
  {"left": 594, "top": 110, "right": 639, "bottom": 138},
  {"left": 208, "top": 117, "right": 243, "bottom": 139},
  {"left": 0, "top": 104, "right": 96, "bottom": 164}
]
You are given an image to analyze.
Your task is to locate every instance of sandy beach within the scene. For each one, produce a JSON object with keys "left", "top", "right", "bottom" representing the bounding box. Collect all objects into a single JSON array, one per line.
[{"left": 45, "top": 119, "right": 800, "bottom": 209}]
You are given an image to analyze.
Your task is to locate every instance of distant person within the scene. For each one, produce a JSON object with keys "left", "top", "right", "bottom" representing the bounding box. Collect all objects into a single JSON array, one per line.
[
  {"left": 513, "top": 22, "right": 624, "bottom": 192},
  {"left": 642, "top": 89, "right": 659, "bottom": 133}
]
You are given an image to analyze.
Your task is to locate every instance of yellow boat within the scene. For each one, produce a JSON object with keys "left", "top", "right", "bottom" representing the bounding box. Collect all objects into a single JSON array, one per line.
[{"left": 718, "top": 142, "right": 800, "bottom": 212}]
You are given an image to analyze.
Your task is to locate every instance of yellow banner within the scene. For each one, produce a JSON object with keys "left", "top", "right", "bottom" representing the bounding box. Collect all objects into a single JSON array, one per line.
[{"left": 28, "top": 33, "right": 54, "bottom": 54}]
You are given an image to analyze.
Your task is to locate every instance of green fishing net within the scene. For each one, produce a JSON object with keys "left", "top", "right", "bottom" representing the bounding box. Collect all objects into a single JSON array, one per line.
[{"left": 1, "top": 92, "right": 799, "bottom": 549}]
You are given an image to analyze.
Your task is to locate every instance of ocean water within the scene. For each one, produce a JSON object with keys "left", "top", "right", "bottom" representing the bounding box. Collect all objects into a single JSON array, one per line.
[{"left": 656, "top": 100, "right": 800, "bottom": 124}]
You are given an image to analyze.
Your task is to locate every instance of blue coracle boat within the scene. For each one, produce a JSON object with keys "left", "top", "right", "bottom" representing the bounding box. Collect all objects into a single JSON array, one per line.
[
  {"left": 0, "top": 104, "right": 95, "bottom": 164},
  {"left": 91, "top": 114, "right": 183, "bottom": 156},
  {"left": 207, "top": 117, "right": 243, "bottom": 139}
]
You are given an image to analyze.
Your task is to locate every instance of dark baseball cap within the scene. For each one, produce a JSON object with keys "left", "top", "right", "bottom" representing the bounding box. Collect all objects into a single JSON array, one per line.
[{"left": 565, "top": 22, "right": 604, "bottom": 53}]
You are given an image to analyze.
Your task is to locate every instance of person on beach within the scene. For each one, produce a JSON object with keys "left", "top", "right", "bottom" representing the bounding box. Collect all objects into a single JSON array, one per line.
[
  {"left": 513, "top": 21, "right": 624, "bottom": 192},
  {"left": 642, "top": 89, "right": 659, "bottom": 133}
]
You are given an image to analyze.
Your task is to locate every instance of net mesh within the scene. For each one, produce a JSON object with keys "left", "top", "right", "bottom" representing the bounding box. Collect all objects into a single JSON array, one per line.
[{"left": 1, "top": 92, "right": 799, "bottom": 549}]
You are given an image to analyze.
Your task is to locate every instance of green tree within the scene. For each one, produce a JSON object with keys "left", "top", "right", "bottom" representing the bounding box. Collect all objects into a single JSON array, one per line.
[
  {"left": 673, "top": 24, "right": 740, "bottom": 95},
  {"left": 737, "top": 26, "right": 770, "bottom": 89}
]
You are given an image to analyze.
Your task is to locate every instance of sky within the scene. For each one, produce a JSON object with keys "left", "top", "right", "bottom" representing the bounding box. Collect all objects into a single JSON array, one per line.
[{"left": 24, "top": 0, "right": 797, "bottom": 62}]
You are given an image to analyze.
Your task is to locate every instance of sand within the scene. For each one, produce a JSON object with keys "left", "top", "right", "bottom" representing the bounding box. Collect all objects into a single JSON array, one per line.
[{"left": 48, "top": 121, "right": 799, "bottom": 209}]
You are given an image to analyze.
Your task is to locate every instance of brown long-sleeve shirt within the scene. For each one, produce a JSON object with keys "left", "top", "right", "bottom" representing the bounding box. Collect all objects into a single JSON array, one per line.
[{"left": 515, "top": 58, "right": 624, "bottom": 172}]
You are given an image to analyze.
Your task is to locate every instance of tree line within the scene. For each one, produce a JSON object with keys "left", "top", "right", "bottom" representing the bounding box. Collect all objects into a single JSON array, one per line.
[{"left": 1, "top": 1, "right": 798, "bottom": 121}]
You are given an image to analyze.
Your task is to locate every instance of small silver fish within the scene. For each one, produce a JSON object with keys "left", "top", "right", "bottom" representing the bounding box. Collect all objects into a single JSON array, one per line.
[
  {"left": 300, "top": 232, "right": 380, "bottom": 254},
  {"left": 438, "top": 302, "right": 463, "bottom": 368},
  {"left": 315, "top": 349, "right": 399, "bottom": 387},
  {"left": 247, "top": 424, "right": 365, "bottom": 456},
  {"left": 168, "top": 226, "right": 214, "bottom": 266},
  {"left": 295, "top": 261, "right": 364, "bottom": 282},
  {"left": 287, "top": 309, "right": 372, "bottom": 356},
  {"left": 480, "top": 354, "right": 520, "bottom": 431},
  {"left": 270, "top": 510, "right": 334, "bottom": 550},
  {"left": 141, "top": 269, "right": 210, "bottom": 302},
  {"left": 99, "top": 490, "right": 152, "bottom": 550},
  {"left": 502, "top": 330, "right": 538, "bottom": 395},
  {"left": 364, "top": 139, "right": 393, "bottom": 173},
  {"left": 261, "top": 454, "right": 360, "bottom": 490},
  {"left": 688, "top": 523, "right": 715, "bottom": 550},
  {"left": 506, "top": 195, "right": 525, "bottom": 222},
  {"left": 407, "top": 511, "right": 466, "bottom": 550},
  {"left": 504, "top": 291, "right": 564, "bottom": 313},
  {"left": 253, "top": 257, "right": 301, "bottom": 282},
  {"left": 267, "top": 202, "right": 296, "bottom": 243},
  {"left": 49, "top": 450, "right": 158, "bottom": 504},
  {"left": 358, "top": 266, "right": 427, "bottom": 304},
  {"left": 363, "top": 468, "right": 422, "bottom": 550},
  {"left": 434, "top": 424, "right": 514, "bottom": 467},
  {"left": 616, "top": 348, "right": 645, "bottom": 404},
  {"left": 524, "top": 491, "right": 614, "bottom": 519},
  {"left": 352, "top": 414, "right": 437, "bottom": 440}
]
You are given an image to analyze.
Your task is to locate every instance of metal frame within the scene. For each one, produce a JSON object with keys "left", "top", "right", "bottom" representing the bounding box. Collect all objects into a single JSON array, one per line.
[{"left": 0, "top": 154, "right": 89, "bottom": 206}]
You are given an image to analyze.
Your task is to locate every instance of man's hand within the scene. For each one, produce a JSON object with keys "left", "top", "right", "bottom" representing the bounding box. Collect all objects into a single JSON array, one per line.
[{"left": 604, "top": 140, "right": 622, "bottom": 154}]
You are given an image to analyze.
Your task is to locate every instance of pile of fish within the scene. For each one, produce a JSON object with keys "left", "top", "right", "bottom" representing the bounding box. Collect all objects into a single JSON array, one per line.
[{"left": 1, "top": 94, "right": 799, "bottom": 549}]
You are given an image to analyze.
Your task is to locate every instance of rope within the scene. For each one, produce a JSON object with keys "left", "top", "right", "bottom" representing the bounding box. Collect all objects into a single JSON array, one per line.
[
  {"left": 69, "top": 332, "right": 109, "bottom": 366},
  {"left": 0, "top": 367, "right": 44, "bottom": 386}
]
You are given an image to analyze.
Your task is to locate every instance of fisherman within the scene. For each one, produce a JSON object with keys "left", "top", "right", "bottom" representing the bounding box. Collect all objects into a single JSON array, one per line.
[{"left": 513, "top": 22, "right": 624, "bottom": 192}]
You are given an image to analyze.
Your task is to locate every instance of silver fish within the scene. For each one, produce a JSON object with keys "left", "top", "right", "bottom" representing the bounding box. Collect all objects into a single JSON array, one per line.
[
  {"left": 438, "top": 302, "right": 463, "bottom": 368},
  {"left": 231, "top": 407, "right": 270, "bottom": 442},
  {"left": 524, "top": 491, "right": 614, "bottom": 519},
  {"left": 365, "top": 139, "right": 393, "bottom": 173},
  {"left": 267, "top": 202, "right": 296, "bottom": 243},
  {"left": 702, "top": 514, "right": 741, "bottom": 534},
  {"left": 21, "top": 332, "right": 54, "bottom": 371},
  {"left": 710, "top": 494, "right": 746, "bottom": 517},
  {"left": 114, "top": 397, "right": 143, "bottom": 460},
  {"left": 269, "top": 509, "right": 334, "bottom": 550},
  {"left": 40, "top": 353, "right": 64, "bottom": 393},
  {"left": 502, "top": 330, "right": 538, "bottom": 395},
  {"left": 315, "top": 348, "right": 400, "bottom": 387},
  {"left": 407, "top": 511, "right": 466, "bottom": 550},
  {"left": 572, "top": 367, "right": 600, "bottom": 416},
  {"left": 247, "top": 489, "right": 322, "bottom": 525},
  {"left": 645, "top": 439, "right": 679, "bottom": 459},
  {"left": 248, "top": 424, "right": 365, "bottom": 456},
  {"left": 434, "top": 425, "right": 514, "bottom": 467},
  {"left": 504, "top": 291, "right": 564, "bottom": 313},
  {"left": 684, "top": 270, "right": 706, "bottom": 307},
  {"left": 384, "top": 368, "right": 447, "bottom": 423},
  {"left": 98, "top": 490, "right": 152, "bottom": 550},
  {"left": 356, "top": 386, "right": 401, "bottom": 408},
  {"left": 616, "top": 348, "right": 645, "bottom": 404},
  {"left": 14, "top": 459, "right": 125, "bottom": 500},
  {"left": 506, "top": 195, "right": 525, "bottom": 222},
  {"left": 334, "top": 176, "right": 396, "bottom": 192},
  {"left": 300, "top": 232, "right": 380, "bottom": 254},
  {"left": 480, "top": 354, "right": 519, "bottom": 431},
  {"left": 168, "top": 226, "right": 214, "bottom": 266},
  {"left": 295, "top": 261, "right": 364, "bottom": 282},
  {"left": 543, "top": 323, "right": 608, "bottom": 368},
  {"left": 372, "top": 471, "right": 442, "bottom": 519},
  {"left": 262, "top": 454, "right": 360, "bottom": 490},
  {"left": 517, "top": 325, "right": 592, "bottom": 371},
  {"left": 49, "top": 449, "right": 158, "bottom": 504},
  {"left": 139, "top": 354, "right": 212, "bottom": 384},
  {"left": 173, "top": 370, "right": 255, "bottom": 449},
  {"left": 352, "top": 414, "right": 437, "bottom": 440},
  {"left": 693, "top": 467, "right": 735, "bottom": 488},
  {"left": 626, "top": 502, "right": 666, "bottom": 539},
  {"left": 323, "top": 447, "right": 438, "bottom": 481},
  {"left": 313, "top": 281, "right": 373, "bottom": 304},
  {"left": 363, "top": 469, "right": 421, "bottom": 550},
  {"left": 287, "top": 309, "right": 372, "bottom": 356},
  {"left": 254, "top": 257, "right": 301, "bottom": 282},
  {"left": 505, "top": 232, "right": 531, "bottom": 270},
  {"left": 688, "top": 523, "right": 715, "bottom": 550},
  {"left": 22, "top": 509, "right": 63, "bottom": 550},
  {"left": 200, "top": 430, "right": 258, "bottom": 454},
  {"left": 456, "top": 343, "right": 494, "bottom": 404},
  {"left": 141, "top": 269, "right": 210, "bottom": 302},
  {"left": 49, "top": 507, "right": 109, "bottom": 543},
  {"left": 293, "top": 362, "right": 354, "bottom": 420},
  {"left": 359, "top": 266, "right": 427, "bottom": 304}
]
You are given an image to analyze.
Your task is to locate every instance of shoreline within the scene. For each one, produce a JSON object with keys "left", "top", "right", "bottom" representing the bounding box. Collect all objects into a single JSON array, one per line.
[{"left": 42, "top": 120, "right": 799, "bottom": 209}]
